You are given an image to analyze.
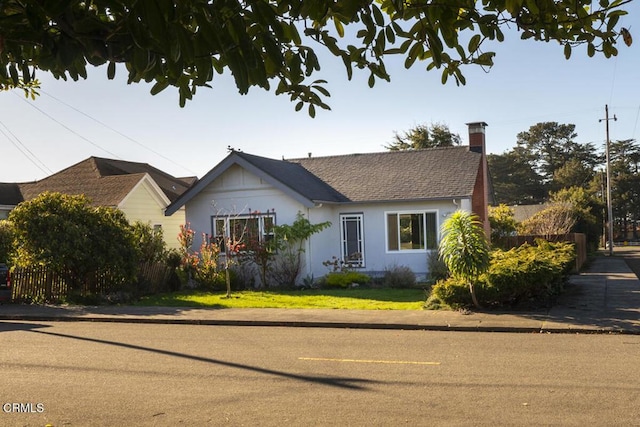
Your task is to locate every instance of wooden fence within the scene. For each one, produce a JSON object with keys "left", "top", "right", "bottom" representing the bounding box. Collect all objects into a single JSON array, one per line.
[
  {"left": 502, "top": 233, "right": 587, "bottom": 272},
  {"left": 9, "top": 262, "right": 173, "bottom": 303}
]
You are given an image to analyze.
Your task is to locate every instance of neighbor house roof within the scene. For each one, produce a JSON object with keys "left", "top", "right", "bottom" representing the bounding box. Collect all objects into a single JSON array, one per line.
[
  {"left": 165, "top": 147, "right": 484, "bottom": 215},
  {"left": 511, "top": 203, "right": 552, "bottom": 223},
  {"left": 0, "top": 183, "right": 23, "bottom": 207},
  {"left": 0, "top": 157, "right": 194, "bottom": 208}
]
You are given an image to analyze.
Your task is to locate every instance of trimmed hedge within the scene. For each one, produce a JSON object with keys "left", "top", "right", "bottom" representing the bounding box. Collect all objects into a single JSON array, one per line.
[
  {"left": 324, "top": 271, "right": 371, "bottom": 288},
  {"left": 426, "top": 240, "right": 576, "bottom": 310}
]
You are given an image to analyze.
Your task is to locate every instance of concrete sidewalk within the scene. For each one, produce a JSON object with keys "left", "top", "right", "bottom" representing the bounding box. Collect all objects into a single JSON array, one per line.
[{"left": 1, "top": 254, "right": 639, "bottom": 334}]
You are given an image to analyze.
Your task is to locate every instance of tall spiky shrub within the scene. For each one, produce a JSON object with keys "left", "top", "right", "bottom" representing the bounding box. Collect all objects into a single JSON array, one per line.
[{"left": 439, "top": 210, "right": 490, "bottom": 309}]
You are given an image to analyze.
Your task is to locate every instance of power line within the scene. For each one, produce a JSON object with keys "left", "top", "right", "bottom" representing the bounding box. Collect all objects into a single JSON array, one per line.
[
  {"left": 0, "top": 119, "right": 53, "bottom": 176},
  {"left": 12, "top": 92, "right": 122, "bottom": 159},
  {"left": 40, "top": 90, "right": 198, "bottom": 176}
]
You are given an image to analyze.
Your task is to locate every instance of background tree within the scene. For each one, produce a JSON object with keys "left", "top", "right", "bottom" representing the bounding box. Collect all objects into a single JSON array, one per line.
[
  {"left": 515, "top": 122, "right": 601, "bottom": 187},
  {"left": 609, "top": 139, "right": 640, "bottom": 240},
  {"left": 487, "top": 150, "right": 546, "bottom": 205},
  {"left": 552, "top": 158, "right": 598, "bottom": 191},
  {"left": 132, "top": 221, "right": 168, "bottom": 264},
  {"left": 488, "top": 204, "right": 517, "bottom": 249},
  {"left": 439, "top": 211, "right": 490, "bottom": 309},
  {"left": 489, "top": 122, "right": 602, "bottom": 205},
  {"left": 386, "top": 122, "right": 461, "bottom": 151},
  {"left": 552, "top": 186, "right": 603, "bottom": 251},
  {"left": 0, "top": 1, "right": 631, "bottom": 113},
  {"left": 9, "top": 192, "right": 138, "bottom": 291}
]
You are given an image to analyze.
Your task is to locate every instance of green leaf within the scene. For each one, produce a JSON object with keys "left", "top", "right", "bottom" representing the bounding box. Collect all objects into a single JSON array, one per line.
[
  {"left": 333, "top": 17, "right": 345, "bottom": 38},
  {"left": 150, "top": 80, "right": 169, "bottom": 95},
  {"left": 311, "top": 85, "right": 330, "bottom": 97},
  {"left": 372, "top": 5, "right": 385, "bottom": 26},
  {"left": 468, "top": 34, "right": 481, "bottom": 52},
  {"left": 295, "top": 101, "right": 304, "bottom": 111},
  {"left": 385, "top": 25, "right": 396, "bottom": 44},
  {"left": 308, "top": 104, "right": 316, "bottom": 118},
  {"left": 341, "top": 53, "right": 353, "bottom": 80},
  {"left": 563, "top": 43, "right": 572, "bottom": 59},
  {"left": 8, "top": 65, "right": 19, "bottom": 85},
  {"left": 505, "top": 0, "right": 523, "bottom": 14},
  {"left": 107, "top": 62, "right": 116, "bottom": 80},
  {"left": 475, "top": 52, "right": 495, "bottom": 67}
]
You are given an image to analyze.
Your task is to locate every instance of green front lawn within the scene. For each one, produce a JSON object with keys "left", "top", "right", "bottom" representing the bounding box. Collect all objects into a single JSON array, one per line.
[{"left": 135, "top": 288, "right": 426, "bottom": 310}]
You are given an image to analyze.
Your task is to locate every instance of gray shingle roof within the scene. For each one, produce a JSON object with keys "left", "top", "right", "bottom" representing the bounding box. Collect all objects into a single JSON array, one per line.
[
  {"left": 236, "top": 152, "right": 349, "bottom": 203},
  {"left": 165, "top": 147, "right": 484, "bottom": 215},
  {"left": 289, "top": 147, "right": 482, "bottom": 202}
]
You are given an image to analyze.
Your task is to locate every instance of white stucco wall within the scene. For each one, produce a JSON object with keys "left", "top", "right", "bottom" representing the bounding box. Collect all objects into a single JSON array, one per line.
[
  {"left": 307, "top": 200, "right": 468, "bottom": 281},
  {"left": 183, "top": 163, "right": 473, "bottom": 282},
  {"left": 185, "top": 164, "right": 309, "bottom": 248}
]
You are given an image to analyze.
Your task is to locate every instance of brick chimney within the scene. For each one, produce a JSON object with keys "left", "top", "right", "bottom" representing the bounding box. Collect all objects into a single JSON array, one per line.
[
  {"left": 467, "top": 121, "right": 487, "bottom": 154},
  {"left": 466, "top": 122, "right": 491, "bottom": 239}
]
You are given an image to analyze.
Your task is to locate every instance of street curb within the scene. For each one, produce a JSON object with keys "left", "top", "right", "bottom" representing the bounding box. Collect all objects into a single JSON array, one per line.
[{"left": 1, "top": 314, "right": 636, "bottom": 334}]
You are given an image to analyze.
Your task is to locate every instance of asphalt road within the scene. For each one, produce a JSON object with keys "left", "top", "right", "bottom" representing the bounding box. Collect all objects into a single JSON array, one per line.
[{"left": 2, "top": 322, "right": 640, "bottom": 426}]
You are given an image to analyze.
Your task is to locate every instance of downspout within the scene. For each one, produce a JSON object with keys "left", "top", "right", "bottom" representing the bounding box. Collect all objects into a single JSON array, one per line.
[{"left": 305, "top": 207, "right": 313, "bottom": 281}]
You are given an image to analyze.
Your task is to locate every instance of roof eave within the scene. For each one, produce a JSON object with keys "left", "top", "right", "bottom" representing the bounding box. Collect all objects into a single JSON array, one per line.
[
  {"left": 165, "top": 153, "right": 317, "bottom": 216},
  {"left": 310, "top": 196, "right": 473, "bottom": 205}
]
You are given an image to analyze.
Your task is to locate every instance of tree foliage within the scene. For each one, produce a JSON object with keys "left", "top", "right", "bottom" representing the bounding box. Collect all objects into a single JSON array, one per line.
[
  {"left": 386, "top": 122, "right": 461, "bottom": 151},
  {"left": 488, "top": 204, "right": 517, "bottom": 247},
  {"left": 0, "top": 220, "right": 14, "bottom": 264},
  {"left": 487, "top": 150, "right": 546, "bottom": 205},
  {"left": 489, "top": 122, "right": 602, "bottom": 205},
  {"left": 0, "top": 0, "right": 631, "bottom": 113},
  {"left": 551, "top": 186, "right": 602, "bottom": 251},
  {"left": 271, "top": 212, "right": 331, "bottom": 287},
  {"left": 609, "top": 139, "right": 640, "bottom": 240},
  {"left": 8, "top": 192, "right": 138, "bottom": 289},
  {"left": 515, "top": 122, "right": 601, "bottom": 185},
  {"left": 131, "top": 221, "right": 167, "bottom": 264},
  {"left": 439, "top": 210, "right": 490, "bottom": 309}
]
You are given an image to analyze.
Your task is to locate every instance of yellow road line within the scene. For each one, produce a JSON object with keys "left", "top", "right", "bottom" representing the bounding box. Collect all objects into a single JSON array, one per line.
[{"left": 298, "top": 357, "right": 440, "bottom": 365}]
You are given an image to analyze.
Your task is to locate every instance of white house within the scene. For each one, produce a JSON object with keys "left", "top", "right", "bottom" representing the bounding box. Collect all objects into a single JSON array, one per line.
[{"left": 166, "top": 122, "right": 493, "bottom": 281}]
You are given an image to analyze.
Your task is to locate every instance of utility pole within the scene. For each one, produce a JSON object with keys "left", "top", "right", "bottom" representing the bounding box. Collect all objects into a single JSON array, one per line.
[{"left": 599, "top": 105, "right": 616, "bottom": 256}]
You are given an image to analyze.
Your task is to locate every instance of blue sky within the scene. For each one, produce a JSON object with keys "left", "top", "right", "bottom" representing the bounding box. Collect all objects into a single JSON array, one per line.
[{"left": 1, "top": 4, "right": 638, "bottom": 182}]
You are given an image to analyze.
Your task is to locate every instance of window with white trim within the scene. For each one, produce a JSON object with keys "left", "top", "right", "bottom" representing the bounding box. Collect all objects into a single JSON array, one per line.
[
  {"left": 340, "top": 214, "right": 364, "bottom": 267},
  {"left": 212, "top": 212, "right": 276, "bottom": 253},
  {"left": 386, "top": 211, "right": 437, "bottom": 252}
]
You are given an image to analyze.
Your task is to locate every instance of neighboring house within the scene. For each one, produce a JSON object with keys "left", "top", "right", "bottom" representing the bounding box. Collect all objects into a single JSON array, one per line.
[
  {"left": 0, "top": 157, "right": 195, "bottom": 250},
  {"left": 166, "top": 122, "right": 493, "bottom": 282},
  {"left": 510, "top": 203, "right": 552, "bottom": 224}
]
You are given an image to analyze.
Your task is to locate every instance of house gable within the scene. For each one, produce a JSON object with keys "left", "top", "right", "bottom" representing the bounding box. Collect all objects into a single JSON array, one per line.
[
  {"left": 119, "top": 173, "right": 170, "bottom": 210},
  {"left": 165, "top": 151, "right": 348, "bottom": 216}
]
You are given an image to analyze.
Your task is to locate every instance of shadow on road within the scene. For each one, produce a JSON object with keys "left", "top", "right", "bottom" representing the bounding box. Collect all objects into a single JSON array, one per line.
[
  {"left": 0, "top": 321, "right": 50, "bottom": 333},
  {"left": 28, "top": 329, "right": 379, "bottom": 391}
]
